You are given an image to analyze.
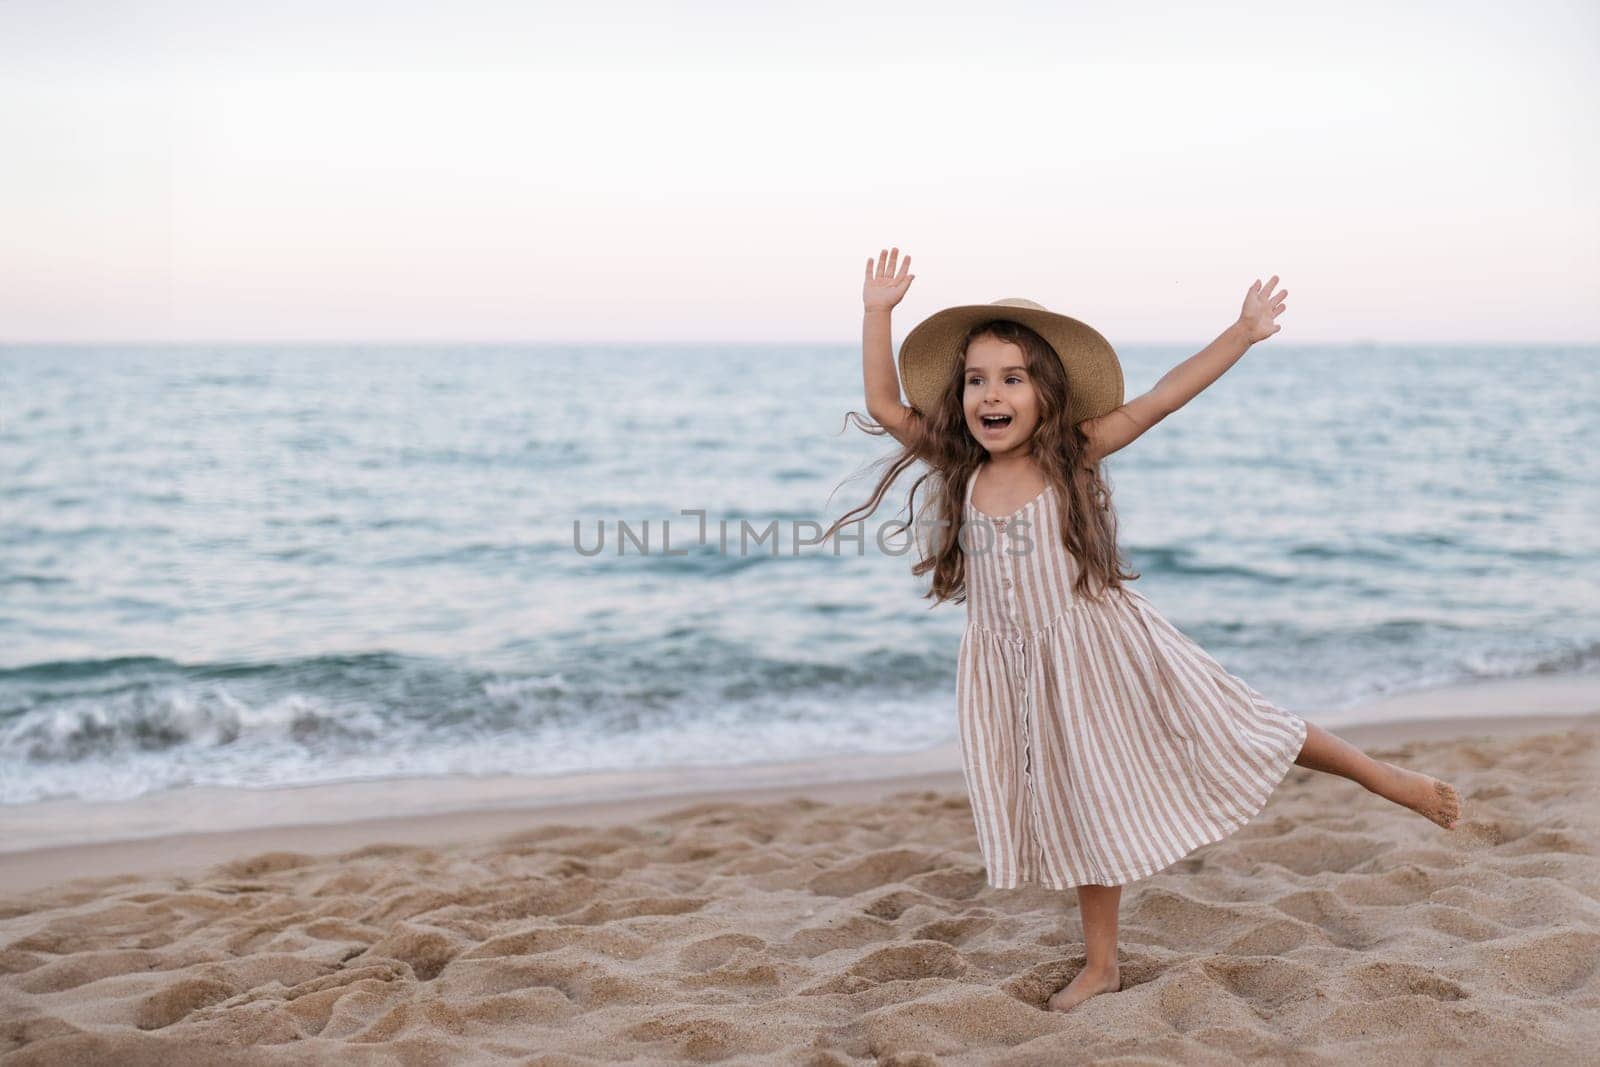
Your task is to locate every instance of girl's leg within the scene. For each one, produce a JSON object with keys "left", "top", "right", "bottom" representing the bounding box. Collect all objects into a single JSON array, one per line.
[
  {"left": 1047, "top": 883, "right": 1123, "bottom": 1012},
  {"left": 1293, "top": 720, "right": 1462, "bottom": 829}
]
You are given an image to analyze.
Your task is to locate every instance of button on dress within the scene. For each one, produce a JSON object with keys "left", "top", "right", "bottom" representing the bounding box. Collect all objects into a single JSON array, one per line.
[{"left": 955, "top": 467, "right": 1309, "bottom": 890}]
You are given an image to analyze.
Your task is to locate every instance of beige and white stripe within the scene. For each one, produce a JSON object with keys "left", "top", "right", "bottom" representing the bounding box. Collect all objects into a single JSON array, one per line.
[{"left": 955, "top": 466, "right": 1309, "bottom": 889}]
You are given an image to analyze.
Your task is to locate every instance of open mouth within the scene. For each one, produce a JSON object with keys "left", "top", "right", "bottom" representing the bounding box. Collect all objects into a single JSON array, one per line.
[{"left": 980, "top": 414, "right": 1013, "bottom": 432}]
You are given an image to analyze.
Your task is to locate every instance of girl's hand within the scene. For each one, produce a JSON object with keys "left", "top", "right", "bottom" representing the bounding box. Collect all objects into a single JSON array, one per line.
[
  {"left": 863, "top": 247, "right": 914, "bottom": 312},
  {"left": 1237, "top": 275, "right": 1288, "bottom": 343}
]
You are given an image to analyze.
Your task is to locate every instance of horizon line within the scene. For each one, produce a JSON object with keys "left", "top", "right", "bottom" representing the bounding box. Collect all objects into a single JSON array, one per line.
[{"left": 3, "top": 338, "right": 1599, "bottom": 349}]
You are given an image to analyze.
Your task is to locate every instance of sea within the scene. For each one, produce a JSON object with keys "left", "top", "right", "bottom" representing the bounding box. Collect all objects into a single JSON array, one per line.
[{"left": 1, "top": 342, "right": 1596, "bottom": 806}]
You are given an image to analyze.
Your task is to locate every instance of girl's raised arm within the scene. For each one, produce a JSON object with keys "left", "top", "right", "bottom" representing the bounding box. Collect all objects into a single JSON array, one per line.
[
  {"left": 1078, "top": 276, "right": 1288, "bottom": 462},
  {"left": 862, "top": 247, "right": 918, "bottom": 448}
]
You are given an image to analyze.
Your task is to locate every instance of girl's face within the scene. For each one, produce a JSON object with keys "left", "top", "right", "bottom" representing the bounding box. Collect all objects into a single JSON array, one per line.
[{"left": 963, "top": 336, "right": 1039, "bottom": 459}]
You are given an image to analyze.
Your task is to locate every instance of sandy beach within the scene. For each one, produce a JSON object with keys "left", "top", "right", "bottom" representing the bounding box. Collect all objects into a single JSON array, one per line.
[{"left": 2, "top": 678, "right": 1598, "bottom": 1064}]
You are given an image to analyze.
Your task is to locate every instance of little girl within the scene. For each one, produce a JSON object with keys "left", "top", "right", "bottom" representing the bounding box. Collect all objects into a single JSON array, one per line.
[{"left": 832, "top": 247, "right": 1464, "bottom": 1014}]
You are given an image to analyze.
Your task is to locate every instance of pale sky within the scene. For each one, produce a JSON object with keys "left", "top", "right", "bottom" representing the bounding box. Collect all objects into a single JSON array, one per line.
[{"left": 1, "top": 0, "right": 1595, "bottom": 344}]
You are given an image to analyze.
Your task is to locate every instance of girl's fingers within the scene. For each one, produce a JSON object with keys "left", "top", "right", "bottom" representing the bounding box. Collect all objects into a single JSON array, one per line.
[
  {"left": 866, "top": 247, "right": 913, "bottom": 281},
  {"left": 867, "top": 248, "right": 912, "bottom": 285}
]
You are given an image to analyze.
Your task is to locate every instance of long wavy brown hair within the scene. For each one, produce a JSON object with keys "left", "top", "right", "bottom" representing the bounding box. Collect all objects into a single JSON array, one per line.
[{"left": 823, "top": 319, "right": 1139, "bottom": 605}]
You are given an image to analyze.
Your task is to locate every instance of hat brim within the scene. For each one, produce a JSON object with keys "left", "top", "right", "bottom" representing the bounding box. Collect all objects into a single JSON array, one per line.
[{"left": 897, "top": 303, "right": 1124, "bottom": 427}]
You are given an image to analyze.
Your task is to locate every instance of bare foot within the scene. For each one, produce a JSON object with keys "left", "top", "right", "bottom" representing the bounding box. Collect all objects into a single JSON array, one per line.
[
  {"left": 1046, "top": 965, "right": 1121, "bottom": 1012},
  {"left": 1386, "top": 765, "right": 1463, "bottom": 830}
]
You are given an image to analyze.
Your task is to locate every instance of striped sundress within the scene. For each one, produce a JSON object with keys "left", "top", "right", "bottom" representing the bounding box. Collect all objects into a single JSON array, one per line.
[{"left": 955, "top": 465, "right": 1309, "bottom": 890}]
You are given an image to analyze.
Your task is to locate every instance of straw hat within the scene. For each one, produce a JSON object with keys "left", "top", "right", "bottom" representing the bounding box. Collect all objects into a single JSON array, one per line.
[{"left": 897, "top": 298, "right": 1124, "bottom": 426}]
